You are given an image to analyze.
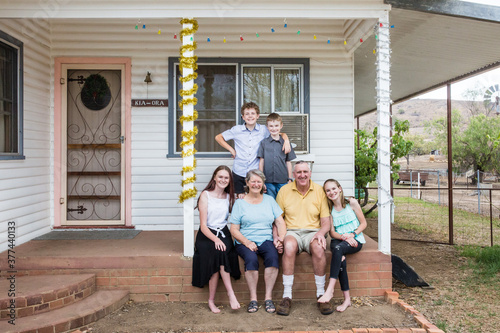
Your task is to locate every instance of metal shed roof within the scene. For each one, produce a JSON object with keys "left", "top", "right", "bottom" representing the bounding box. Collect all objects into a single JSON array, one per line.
[{"left": 354, "top": 0, "right": 500, "bottom": 116}]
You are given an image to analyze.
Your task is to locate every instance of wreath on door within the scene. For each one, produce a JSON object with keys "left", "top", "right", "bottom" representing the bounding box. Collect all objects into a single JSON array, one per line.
[{"left": 81, "top": 74, "right": 112, "bottom": 111}]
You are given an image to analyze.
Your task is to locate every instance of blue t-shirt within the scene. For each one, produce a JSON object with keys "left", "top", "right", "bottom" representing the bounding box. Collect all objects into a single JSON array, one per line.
[
  {"left": 230, "top": 194, "right": 283, "bottom": 246},
  {"left": 222, "top": 123, "right": 270, "bottom": 178}
]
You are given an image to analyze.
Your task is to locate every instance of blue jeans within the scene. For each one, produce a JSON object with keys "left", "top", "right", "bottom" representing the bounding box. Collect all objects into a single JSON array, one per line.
[{"left": 265, "top": 182, "right": 286, "bottom": 199}]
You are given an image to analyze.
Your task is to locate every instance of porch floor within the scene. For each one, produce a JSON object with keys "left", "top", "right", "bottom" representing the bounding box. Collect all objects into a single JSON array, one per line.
[
  {"left": 0, "top": 231, "right": 392, "bottom": 303},
  {"left": 2, "top": 231, "right": 188, "bottom": 270}
]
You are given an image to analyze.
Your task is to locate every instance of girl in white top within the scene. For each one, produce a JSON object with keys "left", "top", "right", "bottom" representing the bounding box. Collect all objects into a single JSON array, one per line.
[{"left": 192, "top": 166, "right": 241, "bottom": 313}]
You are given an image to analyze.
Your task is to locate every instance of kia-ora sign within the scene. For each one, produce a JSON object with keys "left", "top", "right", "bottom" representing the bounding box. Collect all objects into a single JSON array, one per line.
[{"left": 132, "top": 99, "right": 168, "bottom": 107}]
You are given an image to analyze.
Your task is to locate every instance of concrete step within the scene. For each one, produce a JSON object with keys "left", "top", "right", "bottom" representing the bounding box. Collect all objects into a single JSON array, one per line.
[
  {"left": 0, "top": 274, "right": 95, "bottom": 320},
  {"left": 0, "top": 289, "right": 129, "bottom": 333}
]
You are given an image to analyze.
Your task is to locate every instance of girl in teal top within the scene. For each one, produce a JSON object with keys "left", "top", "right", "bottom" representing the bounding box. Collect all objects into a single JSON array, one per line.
[{"left": 317, "top": 179, "right": 367, "bottom": 313}]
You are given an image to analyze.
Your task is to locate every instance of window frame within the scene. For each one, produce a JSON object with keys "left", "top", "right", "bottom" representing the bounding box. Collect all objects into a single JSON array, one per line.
[
  {"left": 0, "top": 30, "right": 24, "bottom": 160},
  {"left": 241, "top": 64, "right": 304, "bottom": 115},
  {"left": 167, "top": 57, "right": 309, "bottom": 158}
]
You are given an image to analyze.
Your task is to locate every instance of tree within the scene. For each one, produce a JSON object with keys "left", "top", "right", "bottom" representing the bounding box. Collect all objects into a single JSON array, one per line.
[
  {"left": 461, "top": 84, "right": 498, "bottom": 117},
  {"left": 405, "top": 133, "right": 434, "bottom": 156},
  {"left": 427, "top": 112, "right": 500, "bottom": 183},
  {"left": 355, "top": 119, "right": 414, "bottom": 208}
]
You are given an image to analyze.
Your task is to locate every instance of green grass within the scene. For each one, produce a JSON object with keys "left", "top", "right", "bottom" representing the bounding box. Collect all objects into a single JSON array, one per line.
[
  {"left": 362, "top": 191, "right": 500, "bottom": 246},
  {"left": 436, "top": 319, "right": 448, "bottom": 331},
  {"left": 458, "top": 245, "right": 500, "bottom": 288}
]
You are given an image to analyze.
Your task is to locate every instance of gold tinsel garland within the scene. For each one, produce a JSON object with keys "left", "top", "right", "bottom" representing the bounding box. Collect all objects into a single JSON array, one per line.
[
  {"left": 180, "top": 110, "right": 198, "bottom": 125},
  {"left": 181, "top": 159, "right": 197, "bottom": 175},
  {"left": 178, "top": 18, "right": 199, "bottom": 204},
  {"left": 179, "top": 72, "right": 198, "bottom": 82}
]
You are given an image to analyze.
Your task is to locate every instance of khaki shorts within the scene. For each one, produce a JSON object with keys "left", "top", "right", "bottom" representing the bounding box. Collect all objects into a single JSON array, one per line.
[{"left": 285, "top": 229, "right": 321, "bottom": 254}]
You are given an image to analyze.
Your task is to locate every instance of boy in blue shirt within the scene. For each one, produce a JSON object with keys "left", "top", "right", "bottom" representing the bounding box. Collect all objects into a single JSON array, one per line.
[
  {"left": 258, "top": 113, "right": 296, "bottom": 199},
  {"left": 215, "top": 102, "right": 290, "bottom": 198}
]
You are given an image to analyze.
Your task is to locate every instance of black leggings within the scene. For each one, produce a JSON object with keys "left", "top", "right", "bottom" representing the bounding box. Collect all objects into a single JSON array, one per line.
[{"left": 329, "top": 239, "right": 363, "bottom": 291}]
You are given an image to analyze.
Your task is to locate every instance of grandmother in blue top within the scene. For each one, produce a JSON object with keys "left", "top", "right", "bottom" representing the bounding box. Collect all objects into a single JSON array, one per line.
[
  {"left": 317, "top": 179, "right": 367, "bottom": 313},
  {"left": 230, "top": 169, "right": 287, "bottom": 314}
]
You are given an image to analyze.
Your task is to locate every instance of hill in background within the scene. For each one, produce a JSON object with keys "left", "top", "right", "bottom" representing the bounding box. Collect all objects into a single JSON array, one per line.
[{"left": 358, "top": 99, "right": 471, "bottom": 135}]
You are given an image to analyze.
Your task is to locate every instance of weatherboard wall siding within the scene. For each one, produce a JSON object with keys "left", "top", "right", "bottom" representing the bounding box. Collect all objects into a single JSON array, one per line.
[
  {"left": 0, "top": 11, "right": 366, "bottom": 250},
  {"left": 49, "top": 18, "right": 357, "bottom": 230},
  {"left": 0, "top": 19, "right": 53, "bottom": 252}
]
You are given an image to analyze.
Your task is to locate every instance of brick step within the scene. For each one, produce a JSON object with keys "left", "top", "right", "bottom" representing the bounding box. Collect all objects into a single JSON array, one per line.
[
  {"left": 0, "top": 289, "right": 129, "bottom": 333},
  {"left": 0, "top": 274, "right": 95, "bottom": 320}
]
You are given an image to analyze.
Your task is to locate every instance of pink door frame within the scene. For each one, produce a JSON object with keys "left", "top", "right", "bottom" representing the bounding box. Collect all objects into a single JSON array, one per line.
[{"left": 53, "top": 57, "right": 132, "bottom": 227}]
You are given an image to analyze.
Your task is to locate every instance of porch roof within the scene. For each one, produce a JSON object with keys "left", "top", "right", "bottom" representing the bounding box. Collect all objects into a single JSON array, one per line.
[{"left": 355, "top": 0, "right": 500, "bottom": 116}]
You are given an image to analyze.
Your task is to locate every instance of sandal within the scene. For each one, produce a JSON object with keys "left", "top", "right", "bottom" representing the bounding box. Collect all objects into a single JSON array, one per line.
[
  {"left": 247, "top": 300, "right": 259, "bottom": 313},
  {"left": 265, "top": 299, "right": 276, "bottom": 313}
]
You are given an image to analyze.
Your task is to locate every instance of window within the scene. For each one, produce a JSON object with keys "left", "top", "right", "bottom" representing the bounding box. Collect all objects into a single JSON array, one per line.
[
  {"left": 243, "top": 66, "right": 301, "bottom": 114},
  {"left": 0, "top": 31, "right": 23, "bottom": 160},
  {"left": 168, "top": 58, "right": 309, "bottom": 156},
  {"left": 175, "top": 64, "right": 237, "bottom": 153}
]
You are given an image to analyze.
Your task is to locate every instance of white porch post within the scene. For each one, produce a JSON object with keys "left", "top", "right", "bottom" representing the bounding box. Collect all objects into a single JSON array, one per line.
[
  {"left": 181, "top": 19, "right": 195, "bottom": 257},
  {"left": 376, "top": 11, "right": 392, "bottom": 255}
]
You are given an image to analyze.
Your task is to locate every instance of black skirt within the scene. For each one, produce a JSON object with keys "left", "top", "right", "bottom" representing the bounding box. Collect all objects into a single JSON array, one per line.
[{"left": 192, "top": 225, "right": 241, "bottom": 288}]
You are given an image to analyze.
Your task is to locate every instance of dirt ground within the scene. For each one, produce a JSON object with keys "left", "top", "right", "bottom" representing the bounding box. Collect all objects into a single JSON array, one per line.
[{"left": 87, "top": 298, "right": 415, "bottom": 333}]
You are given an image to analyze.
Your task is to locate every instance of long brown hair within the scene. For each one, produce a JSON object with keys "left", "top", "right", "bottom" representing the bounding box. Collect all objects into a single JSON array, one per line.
[
  {"left": 196, "top": 165, "right": 235, "bottom": 212},
  {"left": 323, "top": 179, "right": 349, "bottom": 211}
]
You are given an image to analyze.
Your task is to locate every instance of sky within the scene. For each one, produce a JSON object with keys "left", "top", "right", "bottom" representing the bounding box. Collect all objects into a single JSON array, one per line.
[{"left": 461, "top": 0, "right": 498, "bottom": 5}]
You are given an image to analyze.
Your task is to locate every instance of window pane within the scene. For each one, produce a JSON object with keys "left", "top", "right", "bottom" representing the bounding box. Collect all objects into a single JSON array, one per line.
[
  {"left": 243, "top": 67, "right": 271, "bottom": 114},
  {"left": 0, "top": 42, "right": 17, "bottom": 154},
  {"left": 176, "top": 65, "right": 236, "bottom": 152},
  {"left": 274, "top": 68, "right": 300, "bottom": 113}
]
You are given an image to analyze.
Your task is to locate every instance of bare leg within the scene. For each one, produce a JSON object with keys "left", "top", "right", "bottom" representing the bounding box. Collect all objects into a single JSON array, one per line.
[
  {"left": 264, "top": 267, "right": 279, "bottom": 301},
  {"left": 245, "top": 270, "right": 259, "bottom": 303},
  {"left": 282, "top": 236, "right": 298, "bottom": 275},
  {"left": 317, "top": 277, "right": 336, "bottom": 303},
  {"left": 208, "top": 272, "right": 221, "bottom": 313},
  {"left": 219, "top": 266, "right": 240, "bottom": 310},
  {"left": 336, "top": 290, "right": 351, "bottom": 312},
  {"left": 310, "top": 240, "right": 327, "bottom": 277}
]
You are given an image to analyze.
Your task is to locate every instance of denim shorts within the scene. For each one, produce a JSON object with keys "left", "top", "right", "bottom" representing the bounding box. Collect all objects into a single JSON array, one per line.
[{"left": 235, "top": 240, "right": 279, "bottom": 271}]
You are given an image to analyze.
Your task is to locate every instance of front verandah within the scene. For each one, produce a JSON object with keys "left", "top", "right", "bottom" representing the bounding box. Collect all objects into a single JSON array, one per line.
[{"left": 0, "top": 231, "right": 391, "bottom": 303}]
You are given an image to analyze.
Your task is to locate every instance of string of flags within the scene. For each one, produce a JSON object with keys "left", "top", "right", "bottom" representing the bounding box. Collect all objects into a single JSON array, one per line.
[{"left": 133, "top": 18, "right": 395, "bottom": 48}]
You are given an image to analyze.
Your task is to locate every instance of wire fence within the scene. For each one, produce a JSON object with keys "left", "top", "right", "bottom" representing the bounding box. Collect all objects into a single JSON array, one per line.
[{"left": 361, "top": 170, "right": 500, "bottom": 247}]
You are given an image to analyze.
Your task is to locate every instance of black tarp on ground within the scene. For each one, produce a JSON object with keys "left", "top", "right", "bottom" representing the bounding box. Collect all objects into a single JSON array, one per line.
[{"left": 392, "top": 254, "right": 430, "bottom": 287}]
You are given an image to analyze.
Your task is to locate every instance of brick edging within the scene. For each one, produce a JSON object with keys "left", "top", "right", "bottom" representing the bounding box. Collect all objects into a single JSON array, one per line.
[{"left": 384, "top": 291, "right": 445, "bottom": 333}]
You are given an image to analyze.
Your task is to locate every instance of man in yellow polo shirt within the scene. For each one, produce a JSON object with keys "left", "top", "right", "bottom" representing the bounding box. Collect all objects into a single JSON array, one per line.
[{"left": 275, "top": 161, "right": 332, "bottom": 316}]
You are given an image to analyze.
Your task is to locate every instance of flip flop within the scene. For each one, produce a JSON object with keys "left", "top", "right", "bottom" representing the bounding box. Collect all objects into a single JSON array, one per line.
[
  {"left": 247, "top": 300, "right": 259, "bottom": 313},
  {"left": 264, "top": 299, "right": 276, "bottom": 313}
]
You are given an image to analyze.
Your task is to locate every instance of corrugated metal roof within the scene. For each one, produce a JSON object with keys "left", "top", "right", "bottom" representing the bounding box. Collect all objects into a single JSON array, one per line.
[{"left": 354, "top": 6, "right": 500, "bottom": 116}]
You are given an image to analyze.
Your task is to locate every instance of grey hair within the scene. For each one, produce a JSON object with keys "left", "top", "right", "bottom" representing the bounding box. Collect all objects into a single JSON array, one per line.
[
  {"left": 244, "top": 169, "right": 266, "bottom": 194},
  {"left": 293, "top": 160, "right": 310, "bottom": 171}
]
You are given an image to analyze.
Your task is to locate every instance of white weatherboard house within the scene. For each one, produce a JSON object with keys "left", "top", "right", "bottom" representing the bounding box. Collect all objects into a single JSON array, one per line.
[{"left": 1, "top": 0, "right": 499, "bottom": 255}]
